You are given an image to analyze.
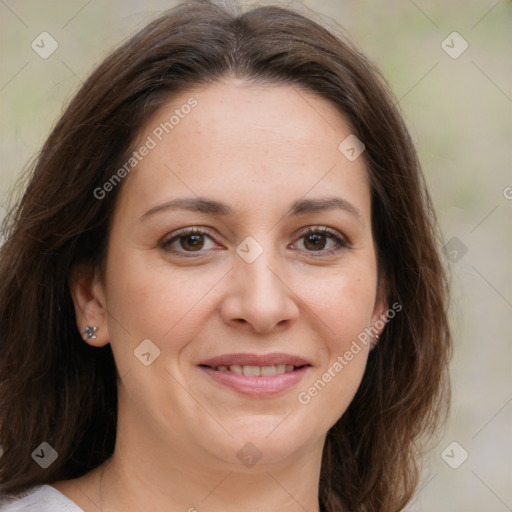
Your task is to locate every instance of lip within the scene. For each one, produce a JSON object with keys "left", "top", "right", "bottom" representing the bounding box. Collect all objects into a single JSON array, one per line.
[
  {"left": 199, "top": 352, "right": 311, "bottom": 367},
  {"left": 199, "top": 365, "right": 311, "bottom": 397},
  {"left": 198, "top": 352, "right": 312, "bottom": 397}
]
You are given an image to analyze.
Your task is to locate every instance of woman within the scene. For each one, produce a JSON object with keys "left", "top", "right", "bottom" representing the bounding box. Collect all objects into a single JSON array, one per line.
[{"left": 0, "top": 1, "right": 451, "bottom": 510}]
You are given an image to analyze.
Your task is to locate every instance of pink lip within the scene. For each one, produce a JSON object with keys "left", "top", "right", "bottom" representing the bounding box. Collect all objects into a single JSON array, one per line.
[
  {"left": 199, "top": 352, "right": 311, "bottom": 367},
  {"left": 199, "top": 365, "right": 310, "bottom": 397}
]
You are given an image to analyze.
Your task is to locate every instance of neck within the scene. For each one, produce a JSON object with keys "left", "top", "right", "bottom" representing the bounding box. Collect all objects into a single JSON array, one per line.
[{"left": 99, "top": 435, "right": 324, "bottom": 512}]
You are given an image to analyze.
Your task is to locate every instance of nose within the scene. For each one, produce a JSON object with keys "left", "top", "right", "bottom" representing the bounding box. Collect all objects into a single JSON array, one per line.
[{"left": 219, "top": 251, "right": 300, "bottom": 334}]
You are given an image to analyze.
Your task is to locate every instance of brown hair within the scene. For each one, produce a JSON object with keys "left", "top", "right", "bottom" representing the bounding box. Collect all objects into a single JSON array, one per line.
[{"left": 0, "top": 1, "right": 451, "bottom": 510}]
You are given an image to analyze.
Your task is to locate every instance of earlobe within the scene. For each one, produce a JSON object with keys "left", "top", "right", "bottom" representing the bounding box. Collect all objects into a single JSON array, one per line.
[{"left": 69, "top": 264, "right": 110, "bottom": 347}]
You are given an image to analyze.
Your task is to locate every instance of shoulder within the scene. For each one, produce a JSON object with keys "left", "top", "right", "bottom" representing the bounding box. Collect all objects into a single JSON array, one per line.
[{"left": 0, "top": 485, "right": 84, "bottom": 511}]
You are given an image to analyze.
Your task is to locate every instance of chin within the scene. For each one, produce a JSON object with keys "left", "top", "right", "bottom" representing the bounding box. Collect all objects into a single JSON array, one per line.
[{"left": 194, "top": 417, "right": 320, "bottom": 469}]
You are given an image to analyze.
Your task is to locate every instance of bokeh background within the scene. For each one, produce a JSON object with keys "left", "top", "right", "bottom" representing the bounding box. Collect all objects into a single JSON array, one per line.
[{"left": 1, "top": 0, "right": 510, "bottom": 510}]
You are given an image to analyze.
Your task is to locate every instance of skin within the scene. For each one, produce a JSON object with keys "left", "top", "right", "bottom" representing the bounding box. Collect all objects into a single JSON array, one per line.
[{"left": 56, "top": 79, "right": 387, "bottom": 512}]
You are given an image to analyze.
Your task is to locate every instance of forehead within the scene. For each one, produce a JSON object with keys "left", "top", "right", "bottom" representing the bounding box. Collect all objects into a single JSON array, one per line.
[{"left": 117, "top": 80, "right": 370, "bottom": 219}]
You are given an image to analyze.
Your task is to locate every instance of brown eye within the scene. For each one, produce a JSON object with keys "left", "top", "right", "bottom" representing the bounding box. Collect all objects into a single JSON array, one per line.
[
  {"left": 303, "top": 232, "right": 328, "bottom": 251},
  {"left": 161, "top": 228, "right": 218, "bottom": 255},
  {"left": 292, "top": 227, "right": 348, "bottom": 255},
  {"left": 179, "top": 234, "right": 205, "bottom": 251}
]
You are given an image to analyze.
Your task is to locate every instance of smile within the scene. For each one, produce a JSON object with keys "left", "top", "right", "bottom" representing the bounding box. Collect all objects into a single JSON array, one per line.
[
  {"left": 207, "top": 364, "right": 299, "bottom": 376},
  {"left": 198, "top": 353, "right": 312, "bottom": 396}
]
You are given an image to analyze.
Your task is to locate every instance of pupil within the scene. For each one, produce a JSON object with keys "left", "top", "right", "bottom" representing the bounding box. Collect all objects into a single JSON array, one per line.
[
  {"left": 305, "top": 233, "right": 326, "bottom": 250},
  {"left": 182, "top": 234, "right": 204, "bottom": 251}
]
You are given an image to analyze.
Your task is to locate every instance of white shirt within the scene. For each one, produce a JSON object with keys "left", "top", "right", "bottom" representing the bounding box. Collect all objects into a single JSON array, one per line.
[{"left": 0, "top": 485, "right": 83, "bottom": 511}]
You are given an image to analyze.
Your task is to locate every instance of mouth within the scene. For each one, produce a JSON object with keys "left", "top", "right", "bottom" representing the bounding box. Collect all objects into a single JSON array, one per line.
[
  {"left": 197, "top": 353, "right": 312, "bottom": 397},
  {"left": 199, "top": 363, "right": 308, "bottom": 376}
]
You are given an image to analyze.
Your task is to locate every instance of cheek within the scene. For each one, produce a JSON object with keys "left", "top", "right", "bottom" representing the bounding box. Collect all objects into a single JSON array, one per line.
[
  {"left": 103, "top": 249, "right": 227, "bottom": 361},
  {"left": 300, "top": 264, "right": 377, "bottom": 342},
  {"left": 293, "top": 267, "right": 376, "bottom": 425}
]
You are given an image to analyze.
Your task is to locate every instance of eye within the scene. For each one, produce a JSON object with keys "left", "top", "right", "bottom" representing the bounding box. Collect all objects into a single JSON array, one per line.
[
  {"left": 161, "top": 227, "right": 220, "bottom": 255},
  {"left": 160, "top": 225, "right": 349, "bottom": 257},
  {"left": 291, "top": 226, "right": 349, "bottom": 255}
]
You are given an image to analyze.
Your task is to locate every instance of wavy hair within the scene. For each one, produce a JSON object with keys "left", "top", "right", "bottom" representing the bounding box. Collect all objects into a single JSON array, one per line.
[{"left": 0, "top": 1, "right": 451, "bottom": 510}]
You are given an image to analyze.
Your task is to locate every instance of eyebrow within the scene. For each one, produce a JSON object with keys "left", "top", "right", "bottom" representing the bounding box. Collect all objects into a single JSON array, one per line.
[{"left": 140, "top": 196, "right": 362, "bottom": 222}]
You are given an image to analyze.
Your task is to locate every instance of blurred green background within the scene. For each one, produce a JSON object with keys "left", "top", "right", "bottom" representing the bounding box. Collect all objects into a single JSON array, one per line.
[{"left": 1, "top": 1, "right": 511, "bottom": 510}]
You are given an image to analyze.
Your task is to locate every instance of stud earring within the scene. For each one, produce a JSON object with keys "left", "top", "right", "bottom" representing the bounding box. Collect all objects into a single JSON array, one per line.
[{"left": 83, "top": 326, "right": 98, "bottom": 340}]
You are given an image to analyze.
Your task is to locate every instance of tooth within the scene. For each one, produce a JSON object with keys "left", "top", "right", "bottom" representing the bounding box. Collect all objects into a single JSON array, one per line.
[
  {"left": 285, "top": 365, "right": 294, "bottom": 373},
  {"left": 243, "top": 365, "right": 261, "bottom": 377},
  {"left": 275, "top": 364, "right": 286, "bottom": 375},
  {"left": 216, "top": 365, "right": 228, "bottom": 371},
  {"left": 229, "top": 365, "right": 243, "bottom": 374},
  {"left": 260, "top": 365, "right": 277, "bottom": 376}
]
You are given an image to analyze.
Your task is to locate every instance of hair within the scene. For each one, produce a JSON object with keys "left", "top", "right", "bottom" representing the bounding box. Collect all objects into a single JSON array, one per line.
[{"left": 0, "top": 1, "right": 451, "bottom": 510}]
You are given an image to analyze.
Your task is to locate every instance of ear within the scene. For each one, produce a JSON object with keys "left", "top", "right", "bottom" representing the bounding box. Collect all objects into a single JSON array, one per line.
[
  {"left": 69, "top": 264, "right": 110, "bottom": 347},
  {"left": 369, "top": 275, "right": 389, "bottom": 349}
]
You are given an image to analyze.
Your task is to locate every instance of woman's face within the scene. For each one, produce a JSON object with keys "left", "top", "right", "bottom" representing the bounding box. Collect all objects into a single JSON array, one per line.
[{"left": 85, "top": 80, "right": 386, "bottom": 470}]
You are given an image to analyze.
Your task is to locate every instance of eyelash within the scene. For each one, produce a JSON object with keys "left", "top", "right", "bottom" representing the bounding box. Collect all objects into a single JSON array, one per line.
[{"left": 160, "top": 225, "right": 350, "bottom": 257}]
